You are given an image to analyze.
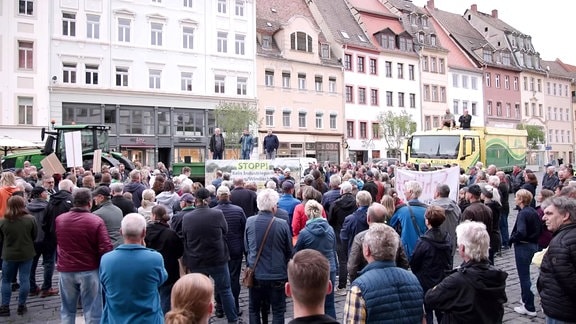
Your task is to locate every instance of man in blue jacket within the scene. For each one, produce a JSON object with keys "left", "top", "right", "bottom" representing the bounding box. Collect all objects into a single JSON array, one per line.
[
  {"left": 389, "top": 180, "right": 427, "bottom": 259},
  {"left": 239, "top": 129, "right": 253, "bottom": 160}
]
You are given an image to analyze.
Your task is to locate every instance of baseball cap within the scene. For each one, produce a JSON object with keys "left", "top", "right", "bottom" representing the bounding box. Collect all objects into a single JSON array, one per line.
[
  {"left": 217, "top": 186, "right": 230, "bottom": 196},
  {"left": 180, "top": 193, "right": 195, "bottom": 204},
  {"left": 284, "top": 168, "right": 291, "bottom": 173},
  {"left": 366, "top": 170, "right": 374, "bottom": 178},
  {"left": 92, "top": 186, "right": 111, "bottom": 198},
  {"left": 282, "top": 180, "right": 295, "bottom": 191},
  {"left": 196, "top": 188, "right": 211, "bottom": 200}
]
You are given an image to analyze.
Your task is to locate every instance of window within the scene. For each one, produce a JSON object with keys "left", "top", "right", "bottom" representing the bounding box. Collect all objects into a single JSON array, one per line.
[
  {"left": 506, "top": 103, "right": 511, "bottom": 118},
  {"left": 266, "top": 109, "right": 274, "bottom": 127},
  {"left": 328, "top": 77, "right": 336, "bottom": 93},
  {"left": 149, "top": 69, "right": 161, "bottom": 89},
  {"left": 430, "top": 34, "right": 437, "bottom": 46},
  {"left": 539, "top": 104, "right": 543, "bottom": 117},
  {"left": 18, "top": 41, "right": 33, "bottom": 70},
  {"left": 283, "top": 111, "right": 291, "bottom": 127},
  {"left": 385, "top": 61, "right": 392, "bottom": 78},
  {"left": 85, "top": 65, "right": 98, "bottom": 85},
  {"left": 347, "top": 121, "right": 355, "bottom": 138},
  {"left": 115, "top": 67, "right": 128, "bottom": 86},
  {"left": 409, "top": 93, "right": 416, "bottom": 108},
  {"left": 298, "top": 73, "right": 306, "bottom": 90},
  {"left": 452, "top": 74, "right": 459, "bottom": 87},
  {"left": 18, "top": 97, "right": 33, "bottom": 125},
  {"left": 345, "top": 86, "right": 353, "bottom": 103},
  {"left": 315, "top": 113, "right": 323, "bottom": 129},
  {"left": 548, "top": 129, "right": 553, "bottom": 143},
  {"left": 151, "top": 22, "right": 163, "bottom": 46},
  {"left": 359, "top": 122, "right": 367, "bottom": 139},
  {"left": 299, "top": 112, "right": 306, "bottom": 128},
  {"left": 386, "top": 91, "right": 393, "bottom": 106},
  {"left": 513, "top": 77, "right": 518, "bottom": 90},
  {"left": 370, "top": 89, "right": 378, "bottom": 106},
  {"left": 62, "top": 13, "right": 76, "bottom": 36},
  {"left": 483, "top": 49, "right": 492, "bottom": 63},
  {"left": 553, "top": 83, "right": 557, "bottom": 95},
  {"left": 357, "top": 56, "right": 365, "bottom": 73},
  {"left": 423, "top": 85, "right": 430, "bottom": 101},
  {"left": 218, "top": 0, "right": 227, "bottom": 14},
  {"left": 235, "top": 0, "right": 244, "bottom": 16},
  {"left": 530, "top": 77, "right": 535, "bottom": 91},
  {"left": 409, "top": 65, "right": 415, "bottom": 80},
  {"left": 262, "top": 36, "right": 271, "bottom": 49},
  {"left": 19, "top": 0, "right": 34, "bottom": 15},
  {"left": 320, "top": 44, "right": 330, "bottom": 58},
  {"left": 379, "top": 33, "right": 395, "bottom": 49},
  {"left": 181, "top": 72, "right": 193, "bottom": 91},
  {"left": 523, "top": 77, "right": 528, "bottom": 91},
  {"left": 183, "top": 26, "right": 194, "bottom": 49},
  {"left": 514, "top": 103, "right": 519, "bottom": 118},
  {"left": 330, "top": 114, "right": 337, "bottom": 129},
  {"left": 487, "top": 101, "right": 493, "bottom": 115},
  {"left": 344, "top": 54, "right": 352, "bottom": 70},
  {"left": 290, "top": 32, "right": 313, "bottom": 53},
  {"left": 440, "top": 87, "right": 446, "bottom": 102},
  {"left": 398, "top": 92, "right": 405, "bottom": 107},
  {"left": 537, "top": 79, "right": 542, "bottom": 92},
  {"left": 397, "top": 63, "right": 404, "bottom": 79},
  {"left": 358, "top": 88, "right": 366, "bottom": 104},
  {"left": 524, "top": 103, "right": 529, "bottom": 117},
  {"left": 372, "top": 123, "right": 380, "bottom": 139},
  {"left": 471, "top": 77, "right": 478, "bottom": 90},
  {"left": 217, "top": 32, "right": 227, "bottom": 53},
  {"left": 495, "top": 74, "right": 500, "bottom": 88},
  {"left": 485, "top": 73, "right": 491, "bottom": 87},
  {"left": 184, "top": 0, "right": 193, "bottom": 8},
  {"left": 118, "top": 18, "right": 131, "bottom": 42},
  {"left": 315, "top": 76, "right": 323, "bottom": 92},
  {"left": 453, "top": 100, "right": 459, "bottom": 114},
  {"left": 502, "top": 52, "right": 511, "bottom": 65},
  {"left": 282, "top": 72, "right": 291, "bottom": 89},
  {"left": 265, "top": 70, "right": 274, "bottom": 87},
  {"left": 430, "top": 57, "right": 437, "bottom": 73},
  {"left": 86, "top": 14, "right": 100, "bottom": 39},
  {"left": 369, "top": 59, "right": 377, "bottom": 74},
  {"left": 422, "top": 56, "right": 429, "bottom": 71},
  {"left": 215, "top": 75, "right": 225, "bottom": 93},
  {"left": 439, "top": 58, "right": 445, "bottom": 74},
  {"left": 548, "top": 106, "right": 552, "bottom": 120},
  {"left": 496, "top": 102, "right": 502, "bottom": 116},
  {"left": 63, "top": 63, "right": 77, "bottom": 83},
  {"left": 473, "top": 102, "right": 478, "bottom": 116},
  {"left": 235, "top": 34, "right": 245, "bottom": 55},
  {"left": 236, "top": 77, "right": 247, "bottom": 95},
  {"left": 504, "top": 75, "right": 510, "bottom": 89},
  {"left": 431, "top": 85, "right": 438, "bottom": 102}
]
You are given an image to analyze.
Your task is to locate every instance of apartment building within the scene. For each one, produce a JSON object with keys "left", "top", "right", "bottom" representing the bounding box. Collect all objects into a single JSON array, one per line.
[
  {"left": 49, "top": 0, "right": 256, "bottom": 166},
  {"left": 255, "top": 0, "right": 344, "bottom": 162},
  {"left": 0, "top": 0, "right": 50, "bottom": 142}
]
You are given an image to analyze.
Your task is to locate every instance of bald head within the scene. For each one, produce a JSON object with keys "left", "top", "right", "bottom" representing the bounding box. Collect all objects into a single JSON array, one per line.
[{"left": 367, "top": 203, "right": 388, "bottom": 224}]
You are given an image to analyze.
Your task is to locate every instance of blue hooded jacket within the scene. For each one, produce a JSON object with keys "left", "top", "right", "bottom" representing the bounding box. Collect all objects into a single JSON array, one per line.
[{"left": 294, "top": 218, "right": 337, "bottom": 272}]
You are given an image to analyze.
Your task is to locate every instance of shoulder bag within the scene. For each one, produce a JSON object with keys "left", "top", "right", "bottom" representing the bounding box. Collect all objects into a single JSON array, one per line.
[{"left": 242, "top": 217, "right": 275, "bottom": 288}]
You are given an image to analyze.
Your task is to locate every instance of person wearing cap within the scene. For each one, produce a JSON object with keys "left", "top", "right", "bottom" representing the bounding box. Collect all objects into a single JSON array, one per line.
[
  {"left": 27, "top": 186, "right": 59, "bottom": 298},
  {"left": 170, "top": 193, "right": 195, "bottom": 239},
  {"left": 282, "top": 168, "right": 295, "bottom": 185},
  {"left": 182, "top": 188, "right": 238, "bottom": 323},
  {"left": 361, "top": 170, "right": 378, "bottom": 203},
  {"left": 278, "top": 181, "right": 300, "bottom": 234},
  {"left": 92, "top": 186, "right": 124, "bottom": 248},
  {"left": 212, "top": 185, "right": 247, "bottom": 318}
]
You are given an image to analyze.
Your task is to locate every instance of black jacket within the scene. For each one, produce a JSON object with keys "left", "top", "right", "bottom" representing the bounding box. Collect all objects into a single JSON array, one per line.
[
  {"left": 410, "top": 227, "right": 452, "bottom": 291},
  {"left": 263, "top": 134, "right": 279, "bottom": 152},
  {"left": 230, "top": 187, "right": 258, "bottom": 217},
  {"left": 327, "top": 193, "right": 356, "bottom": 233},
  {"left": 362, "top": 180, "right": 378, "bottom": 203},
  {"left": 212, "top": 201, "right": 246, "bottom": 260},
  {"left": 537, "top": 223, "right": 576, "bottom": 322},
  {"left": 510, "top": 206, "right": 541, "bottom": 245},
  {"left": 145, "top": 222, "right": 183, "bottom": 286},
  {"left": 44, "top": 190, "right": 73, "bottom": 247},
  {"left": 181, "top": 206, "right": 229, "bottom": 269},
  {"left": 111, "top": 195, "right": 136, "bottom": 216},
  {"left": 425, "top": 260, "right": 508, "bottom": 324},
  {"left": 209, "top": 134, "right": 225, "bottom": 153},
  {"left": 27, "top": 198, "right": 48, "bottom": 243}
]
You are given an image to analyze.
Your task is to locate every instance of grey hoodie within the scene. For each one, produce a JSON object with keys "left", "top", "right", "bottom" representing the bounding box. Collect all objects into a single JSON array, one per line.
[
  {"left": 430, "top": 197, "right": 461, "bottom": 257},
  {"left": 155, "top": 191, "right": 180, "bottom": 218}
]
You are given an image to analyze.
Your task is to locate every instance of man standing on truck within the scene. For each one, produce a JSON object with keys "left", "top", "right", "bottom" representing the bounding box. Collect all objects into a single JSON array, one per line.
[
  {"left": 458, "top": 109, "right": 472, "bottom": 129},
  {"left": 442, "top": 109, "right": 456, "bottom": 128},
  {"left": 263, "top": 129, "right": 279, "bottom": 159},
  {"left": 238, "top": 129, "right": 253, "bottom": 160}
]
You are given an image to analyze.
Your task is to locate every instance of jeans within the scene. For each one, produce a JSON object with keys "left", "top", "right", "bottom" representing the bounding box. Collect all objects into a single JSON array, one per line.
[
  {"left": 158, "top": 282, "right": 173, "bottom": 315},
  {"left": 216, "top": 258, "right": 243, "bottom": 313},
  {"left": 190, "top": 263, "right": 237, "bottom": 323},
  {"left": 500, "top": 209, "right": 510, "bottom": 246},
  {"left": 249, "top": 279, "right": 286, "bottom": 324},
  {"left": 546, "top": 316, "right": 575, "bottom": 324},
  {"left": 30, "top": 242, "right": 56, "bottom": 291},
  {"left": 213, "top": 151, "right": 223, "bottom": 160},
  {"left": 265, "top": 150, "right": 276, "bottom": 160},
  {"left": 1, "top": 259, "right": 33, "bottom": 306},
  {"left": 335, "top": 235, "right": 348, "bottom": 289},
  {"left": 324, "top": 271, "right": 336, "bottom": 319},
  {"left": 514, "top": 242, "right": 538, "bottom": 312},
  {"left": 241, "top": 149, "right": 251, "bottom": 160},
  {"left": 59, "top": 270, "right": 103, "bottom": 324}
]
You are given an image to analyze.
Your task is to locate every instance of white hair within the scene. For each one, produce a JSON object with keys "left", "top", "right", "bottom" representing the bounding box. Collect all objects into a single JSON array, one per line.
[
  {"left": 121, "top": 213, "right": 147, "bottom": 238},
  {"left": 266, "top": 180, "right": 277, "bottom": 189},
  {"left": 456, "top": 221, "right": 489, "bottom": 262},
  {"left": 58, "top": 179, "right": 75, "bottom": 192},
  {"left": 363, "top": 223, "right": 399, "bottom": 261},
  {"left": 404, "top": 180, "right": 422, "bottom": 198},
  {"left": 256, "top": 189, "right": 279, "bottom": 212}
]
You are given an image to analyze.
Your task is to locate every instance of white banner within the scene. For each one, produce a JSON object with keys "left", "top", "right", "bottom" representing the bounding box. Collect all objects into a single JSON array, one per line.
[
  {"left": 395, "top": 166, "right": 460, "bottom": 204},
  {"left": 64, "top": 131, "right": 83, "bottom": 168},
  {"left": 205, "top": 160, "right": 302, "bottom": 190}
]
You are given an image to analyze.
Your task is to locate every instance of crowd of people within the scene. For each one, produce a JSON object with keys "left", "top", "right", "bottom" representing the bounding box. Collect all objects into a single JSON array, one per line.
[{"left": 0, "top": 158, "right": 574, "bottom": 324}]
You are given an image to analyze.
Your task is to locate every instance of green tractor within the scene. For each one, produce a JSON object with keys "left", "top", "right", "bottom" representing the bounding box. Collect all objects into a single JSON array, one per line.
[{"left": 1, "top": 124, "right": 134, "bottom": 172}]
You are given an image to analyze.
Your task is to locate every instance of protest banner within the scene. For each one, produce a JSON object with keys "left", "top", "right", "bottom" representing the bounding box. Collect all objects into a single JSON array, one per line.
[
  {"left": 40, "top": 153, "right": 66, "bottom": 177},
  {"left": 63, "top": 131, "right": 82, "bottom": 168},
  {"left": 205, "top": 159, "right": 302, "bottom": 190},
  {"left": 395, "top": 166, "right": 460, "bottom": 204}
]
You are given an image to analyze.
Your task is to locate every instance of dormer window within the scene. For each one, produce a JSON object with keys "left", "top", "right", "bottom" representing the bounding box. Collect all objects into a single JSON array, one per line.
[
  {"left": 291, "top": 31, "right": 313, "bottom": 53},
  {"left": 320, "top": 43, "right": 330, "bottom": 59},
  {"left": 483, "top": 49, "right": 493, "bottom": 63},
  {"left": 410, "top": 14, "right": 416, "bottom": 25},
  {"left": 422, "top": 16, "right": 428, "bottom": 27},
  {"left": 510, "top": 38, "right": 516, "bottom": 48},
  {"left": 430, "top": 34, "right": 437, "bottom": 46},
  {"left": 502, "top": 52, "right": 511, "bottom": 65},
  {"left": 418, "top": 32, "right": 425, "bottom": 44},
  {"left": 262, "top": 35, "right": 272, "bottom": 49},
  {"left": 378, "top": 33, "right": 395, "bottom": 49}
]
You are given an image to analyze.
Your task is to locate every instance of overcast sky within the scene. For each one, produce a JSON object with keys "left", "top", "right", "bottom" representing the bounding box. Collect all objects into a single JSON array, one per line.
[{"left": 411, "top": 0, "right": 576, "bottom": 65}]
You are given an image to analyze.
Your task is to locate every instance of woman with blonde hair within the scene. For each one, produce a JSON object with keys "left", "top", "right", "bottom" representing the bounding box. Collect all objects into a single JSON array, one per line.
[
  {"left": 0, "top": 172, "right": 18, "bottom": 219},
  {"left": 293, "top": 200, "right": 337, "bottom": 319},
  {"left": 138, "top": 189, "right": 157, "bottom": 222},
  {"left": 380, "top": 195, "right": 396, "bottom": 223},
  {"left": 165, "top": 273, "right": 214, "bottom": 324}
]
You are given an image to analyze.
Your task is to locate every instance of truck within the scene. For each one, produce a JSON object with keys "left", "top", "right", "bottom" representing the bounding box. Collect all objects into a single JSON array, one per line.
[
  {"left": 406, "top": 127, "right": 528, "bottom": 173},
  {"left": 1, "top": 124, "right": 134, "bottom": 172}
]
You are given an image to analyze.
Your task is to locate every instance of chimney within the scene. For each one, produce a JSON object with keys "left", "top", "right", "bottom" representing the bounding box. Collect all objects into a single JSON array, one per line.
[
  {"left": 491, "top": 9, "right": 498, "bottom": 18},
  {"left": 426, "top": 0, "right": 435, "bottom": 10},
  {"left": 471, "top": 4, "right": 477, "bottom": 12}
]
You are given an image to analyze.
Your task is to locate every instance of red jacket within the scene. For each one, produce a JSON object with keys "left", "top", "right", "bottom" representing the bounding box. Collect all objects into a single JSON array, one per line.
[{"left": 56, "top": 207, "right": 113, "bottom": 272}]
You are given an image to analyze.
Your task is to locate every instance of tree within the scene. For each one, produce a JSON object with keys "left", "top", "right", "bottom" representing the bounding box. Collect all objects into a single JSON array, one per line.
[
  {"left": 517, "top": 124, "right": 544, "bottom": 150},
  {"left": 214, "top": 102, "right": 260, "bottom": 159},
  {"left": 377, "top": 110, "right": 417, "bottom": 157}
]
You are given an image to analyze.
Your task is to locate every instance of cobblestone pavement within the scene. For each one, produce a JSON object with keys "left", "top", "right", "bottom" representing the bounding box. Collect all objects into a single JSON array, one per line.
[{"left": 2, "top": 195, "right": 546, "bottom": 323}]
